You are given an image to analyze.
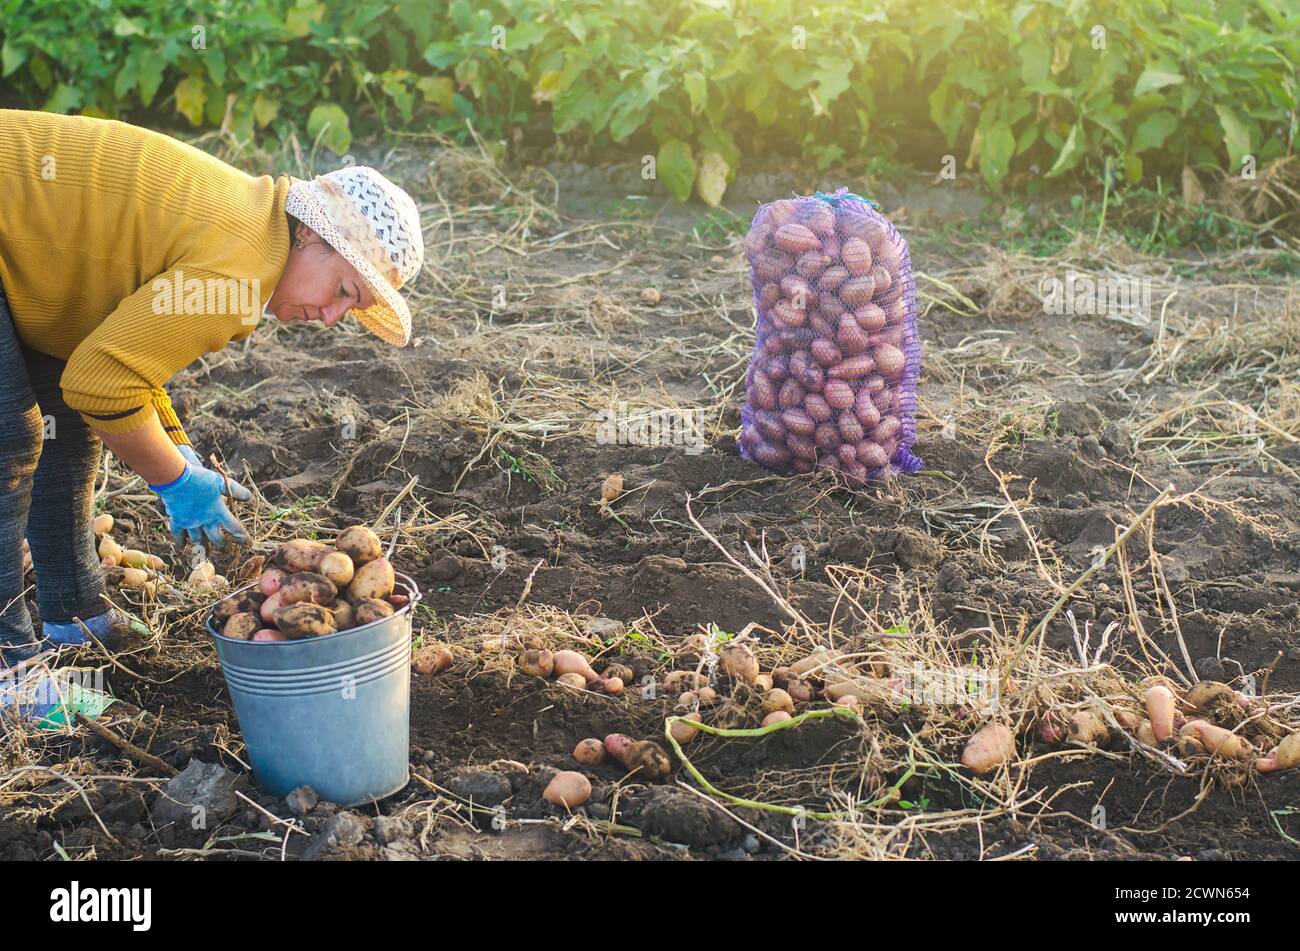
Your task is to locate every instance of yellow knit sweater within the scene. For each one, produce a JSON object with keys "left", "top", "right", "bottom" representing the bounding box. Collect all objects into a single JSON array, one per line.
[{"left": 0, "top": 109, "right": 292, "bottom": 444}]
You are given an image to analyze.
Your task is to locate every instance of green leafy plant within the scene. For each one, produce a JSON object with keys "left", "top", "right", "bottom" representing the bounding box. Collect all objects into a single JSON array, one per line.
[{"left": 1, "top": 0, "right": 1295, "bottom": 198}]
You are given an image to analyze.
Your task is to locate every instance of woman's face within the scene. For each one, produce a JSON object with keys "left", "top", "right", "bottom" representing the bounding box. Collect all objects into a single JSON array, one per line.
[{"left": 266, "top": 225, "right": 376, "bottom": 326}]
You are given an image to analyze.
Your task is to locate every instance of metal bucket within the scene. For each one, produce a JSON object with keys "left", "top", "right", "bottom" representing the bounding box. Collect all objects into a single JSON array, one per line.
[{"left": 208, "top": 573, "right": 420, "bottom": 806}]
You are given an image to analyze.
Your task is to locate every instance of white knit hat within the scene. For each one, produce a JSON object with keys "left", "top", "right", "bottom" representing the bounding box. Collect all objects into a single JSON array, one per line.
[{"left": 284, "top": 166, "right": 424, "bottom": 346}]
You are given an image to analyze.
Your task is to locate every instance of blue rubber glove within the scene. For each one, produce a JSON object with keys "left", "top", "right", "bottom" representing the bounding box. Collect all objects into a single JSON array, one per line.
[{"left": 150, "top": 447, "right": 251, "bottom": 547}]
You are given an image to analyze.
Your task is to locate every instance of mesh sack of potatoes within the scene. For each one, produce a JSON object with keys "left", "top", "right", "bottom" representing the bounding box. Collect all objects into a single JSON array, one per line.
[{"left": 738, "top": 188, "right": 923, "bottom": 485}]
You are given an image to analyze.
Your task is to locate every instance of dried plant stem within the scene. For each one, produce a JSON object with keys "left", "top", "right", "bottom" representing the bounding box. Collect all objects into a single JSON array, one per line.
[
  {"left": 0, "top": 766, "right": 119, "bottom": 845},
  {"left": 685, "top": 493, "right": 813, "bottom": 639},
  {"left": 74, "top": 713, "right": 177, "bottom": 777},
  {"left": 672, "top": 781, "right": 823, "bottom": 860},
  {"left": 371, "top": 475, "right": 419, "bottom": 530},
  {"left": 1146, "top": 529, "right": 1198, "bottom": 683},
  {"left": 1023, "top": 485, "right": 1173, "bottom": 674},
  {"left": 663, "top": 708, "right": 886, "bottom": 820}
]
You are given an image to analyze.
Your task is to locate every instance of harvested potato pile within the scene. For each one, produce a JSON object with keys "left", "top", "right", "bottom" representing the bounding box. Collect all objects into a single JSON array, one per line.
[
  {"left": 965, "top": 674, "right": 1300, "bottom": 780},
  {"left": 500, "top": 634, "right": 885, "bottom": 793},
  {"left": 739, "top": 189, "right": 922, "bottom": 486},
  {"left": 91, "top": 510, "right": 170, "bottom": 596},
  {"left": 209, "top": 525, "right": 407, "bottom": 642}
]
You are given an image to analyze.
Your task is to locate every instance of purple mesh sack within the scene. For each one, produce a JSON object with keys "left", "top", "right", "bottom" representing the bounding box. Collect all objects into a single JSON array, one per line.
[{"left": 738, "top": 188, "right": 922, "bottom": 485}]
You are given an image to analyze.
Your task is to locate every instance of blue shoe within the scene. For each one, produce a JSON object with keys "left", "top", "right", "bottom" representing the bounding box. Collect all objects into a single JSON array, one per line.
[{"left": 40, "top": 608, "right": 138, "bottom": 648}]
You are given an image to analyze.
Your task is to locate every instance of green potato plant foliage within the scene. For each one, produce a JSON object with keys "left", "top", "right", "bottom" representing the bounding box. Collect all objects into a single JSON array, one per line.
[{"left": 0, "top": 0, "right": 1294, "bottom": 199}]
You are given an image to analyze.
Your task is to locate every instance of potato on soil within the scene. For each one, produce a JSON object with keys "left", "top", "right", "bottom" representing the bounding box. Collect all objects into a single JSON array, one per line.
[
  {"left": 719, "top": 642, "right": 759, "bottom": 683},
  {"left": 119, "top": 567, "right": 150, "bottom": 588},
  {"left": 624, "top": 740, "right": 672, "bottom": 781},
  {"left": 761, "top": 688, "right": 795, "bottom": 717},
  {"left": 1113, "top": 708, "right": 1144, "bottom": 732},
  {"left": 1258, "top": 732, "right": 1300, "bottom": 772},
  {"left": 1191, "top": 721, "right": 1248, "bottom": 760},
  {"left": 574, "top": 739, "right": 606, "bottom": 766},
  {"left": 222, "top": 612, "right": 260, "bottom": 641},
  {"left": 1035, "top": 716, "right": 1066, "bottom": 746},
  {"left": 1144, "top": 685, "right": 1176, "bottom": 741},
  {"left": 601, "top": 663, "right": 634, "bottom": 683},
  {"left": 189, "top": 560, "right": 217, "bottom": 588},
  {"left": 349, "top": 557, "right": 395, "bottom": 601},
  {"left": 785, "top": 678, "right": 816, "bottom": 703},
  {"left": 93, "top": 513, "right": 114, "bottom": 536},
  {"left": 752, "top": 673, "right": 773, "bottom": 692},
  {"left": 236, "top": 555, "right": 266, "bottom": 581},
  {"left": 824, "top": 676, "right": 901, "bottom": 705},
  {"left": 120, "top": 549, "right": 164, "bottom": 571},
  {"left": 279, "top": 571, "right": 338, "bottom": 607},
  {"left": 961, "top": 723, "right": 1015, "bottom": 774},
  {"left": 663, "top": 670, "right": 708, "bottom": 692},
  {"left": 354, "top": 598, "right": 394, "bottom": 626},
  {"left": 273, "top": 603, "right": 336, "bottom": 639},
  {"left": 1068, "top": 711, "right": 1111, "bottom": 746},
  {"left": 553, "top": 649, "right": 599, "bottom": 683},
  {"left": 603, "top": 677, "right": 624, "bottom": 695},
  {"left": 543, "top": 771, "right": 592, "bottom": 808},
  {"left": 764, "top": 665, "right": 795, "bottom": 685},
  {"left": 1185, "top": 681, "right": 1239, "bottom": 712},
  {"left": 1185, "top": 680, "right": 1242, "bottom": 722},
  {"left": 762, "top": 710, "right": 792, "bottom": 726},
  {"left": 603, "top": 733, "right": 634, "bottom": 765},
  {"left": 412, "top": 646, "right": 453, "bottom": 675},
  {"left": 555, "top": 672, "right": 588, "bottom": 689},
  {"left": 318, "top": 551, "right": 355, "bottom": 587},
  {"left": 273, "top": 539, "right": 332, "bottom": 573},
  {"left": 98, "top": 536, "right": 123, "bottom": 563},
  {"left": 335, "top": 526, "right": 382, "bottom": 565},
  {"left": 1279, "top": 732, "right": 1300, "bottom": 769},
  {"left": 668, "top": 715, "right": 700, "bottom": 744},
  {"left": 791, "top": 649, "right": 843, "bottom": 677},
  {"left": 601, "top": 473, "right": 624, "bottom": 502},
  {"left": 518, "top": 649, "right": 554, "bottom": 678}
]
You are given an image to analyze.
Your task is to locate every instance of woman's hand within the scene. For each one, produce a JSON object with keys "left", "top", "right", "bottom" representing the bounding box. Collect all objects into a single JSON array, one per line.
[
  {"left": 150, "top": 448, "right": 251, "bottom": 547},
  {"left": 95, "top": 418, "right": 251, "bottom": 547}
]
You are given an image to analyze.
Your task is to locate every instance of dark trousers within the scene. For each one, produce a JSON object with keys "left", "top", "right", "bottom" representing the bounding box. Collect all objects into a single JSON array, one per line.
[{"left": 0, "top": 279, "right": 105, "bottom": 665}]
